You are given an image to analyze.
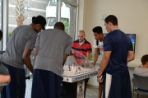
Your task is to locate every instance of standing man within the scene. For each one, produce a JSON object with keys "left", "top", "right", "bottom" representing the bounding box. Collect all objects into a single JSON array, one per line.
[
  {"left": 98, "top": 15, "right": 134, "bottom": 98},
  {"left": 31, "top": 22, "right": 72, "bottom": 98},
  {"left": 1, "top": 15, "right": 46, "bottom": 98},
  {"left": 92, "top": 26, "right": 104, "bottom": 66},
  {"left": 92, "top": 26, "right": 104, "bottom": 98}
]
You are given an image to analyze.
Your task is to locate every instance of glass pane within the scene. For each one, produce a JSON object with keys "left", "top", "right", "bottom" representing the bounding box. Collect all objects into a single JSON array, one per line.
[
  {"left": 24, "top": 0, "right": 49, "bottom": 24},
  {"left": 46, "top": 0, "right": 57, "bottom": 29},
  {"left": 8, "top": 0, "right": 50, "bottom": 40},
  {"left": 61, "top": 2, "right": 77, "bottom": 39}
]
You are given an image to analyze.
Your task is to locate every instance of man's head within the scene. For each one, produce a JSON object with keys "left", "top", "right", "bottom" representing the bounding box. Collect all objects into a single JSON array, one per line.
[
  {"left": 92, "top": 26, "right": 103, "bottom": 41},
  {"left": 54, "top": 22, "right": 65, "bottom": 31},
  {"left": 104, "top": 15, "right": 118, "bottom": 32},
  {"left": 141, "top": 55, "right": 148, "bottom": 67},
  {"left": 78, "top": 30, "right": 85, "bottom": 42},
  {"left": 32, "top": 15, "right": 46, "bottom": 32}
]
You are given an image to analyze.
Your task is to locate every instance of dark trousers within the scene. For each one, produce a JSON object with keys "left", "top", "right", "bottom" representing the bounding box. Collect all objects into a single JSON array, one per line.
[
  {"left": 1, "top": 63, "right": 26, "bottom": 98},
  {"left": 103, "top": 70, "right": 131, "bottom": 98},
  {"left": 62, "top": 78, "right": 89, "bottom": 98},
  {"left": 31, "top": 69, "right": 63, "bottom": 98}
]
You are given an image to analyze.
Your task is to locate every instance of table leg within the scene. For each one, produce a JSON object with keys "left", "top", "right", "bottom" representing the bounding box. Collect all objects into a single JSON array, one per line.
[{"left": 76, "top": 80, "right": 85, "bottom": 98}]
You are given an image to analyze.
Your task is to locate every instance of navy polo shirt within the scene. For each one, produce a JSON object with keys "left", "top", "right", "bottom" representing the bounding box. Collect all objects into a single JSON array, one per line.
[{"left": 104, "top": 30, "right": 133, "bottom": 74}]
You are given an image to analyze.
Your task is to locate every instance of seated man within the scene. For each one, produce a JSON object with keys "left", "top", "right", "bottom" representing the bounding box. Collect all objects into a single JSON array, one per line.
[{"left": 134, "top": 54, "right": 148, "bottom": 76}]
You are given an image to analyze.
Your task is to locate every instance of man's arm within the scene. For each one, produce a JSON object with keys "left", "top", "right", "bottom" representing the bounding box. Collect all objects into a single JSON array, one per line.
[
  {"left": 98, "top": 51, "right": 111, "bottom": 77},
  {"left": 0, "top": 75, "right": 11, "bottom": 84},
  {"left": 23, "top": 48, "right": 33, "bottom": 73},
  {"left": 93, "top": 48, "right": 100, "bottom": 65},
  {"left": 127, "top": 51, "right": 135, "bottom": 62},
  {"left": 63, "top": 37, "right": 72, "bottom": 65}
]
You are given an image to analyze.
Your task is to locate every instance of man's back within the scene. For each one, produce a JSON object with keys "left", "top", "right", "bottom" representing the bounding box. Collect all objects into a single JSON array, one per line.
[
  {"left": 2, "top": 25, "right": 37, "bottom": 68},
  {"left": 34, "top": 29, "right": 72, "bottom": 76},
  {"left": 134, "top": 67, "right": 148, "bottom": 77},
  {"left": 104, "top": 30, "right": 132, "bottom": 74}
]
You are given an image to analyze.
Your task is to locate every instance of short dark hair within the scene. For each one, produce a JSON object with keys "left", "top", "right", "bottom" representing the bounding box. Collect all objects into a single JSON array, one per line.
[
  {"left": 92, "top": 26, "right": 103, "bottom": 34},
  {"left": 32, "top": 15, "right": 46, "bottom": 30},
  {"left": 0, "top": 30, "right": 2, "bottom": 40},
  {"left": 54, "top": 22, "right": 65, "bottom": 31},
  {"left": 141, "top": 55, "right": 148, "bottom": 65},
  {"left": 105, "top": 15, "right": 118, "bottom": 25}
]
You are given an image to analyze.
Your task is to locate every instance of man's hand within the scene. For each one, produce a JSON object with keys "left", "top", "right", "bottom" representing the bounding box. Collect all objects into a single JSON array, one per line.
[
  {"left": 98, "top": 51, "right": 111, "bottom": 78},
  {"left": 98, "top": 68, "right": 103, "bottom": 78},
  {"left": 97, "top": 75, "right": 103, "bottom": 83},
  {"left": 23, "top": 48, "right": 33, "bottom": 73}
]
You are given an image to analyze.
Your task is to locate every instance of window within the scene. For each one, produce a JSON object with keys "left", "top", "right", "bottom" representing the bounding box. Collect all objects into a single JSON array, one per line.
[
  {"left": 46, "top": 0, "right": 57, "bottom": 29},
  {"left": 8, "top": 0, "right": 49, "bottom": 39},
  {"left": 46, "top": 0, "right": 78, "bottom": 39},
  {"left": 2, "top": 0, "right": 78, "bottom": 49},
  {"left": 48, "top": 0, "right": 57, "bottom": 6},
  {"left": 61, "top": 2, "right": 77, "bottom": 39},
  {"left": 47, "top": 17, "right": 57, "bottom": 27}
]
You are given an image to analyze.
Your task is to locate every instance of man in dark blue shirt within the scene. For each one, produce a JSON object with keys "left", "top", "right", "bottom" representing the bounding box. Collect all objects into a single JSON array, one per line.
[{"left": 98, "top": 15, "right": 135, "bottom": 98}]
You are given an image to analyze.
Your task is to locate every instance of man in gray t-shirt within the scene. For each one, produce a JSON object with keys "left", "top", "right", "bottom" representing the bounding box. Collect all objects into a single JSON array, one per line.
[
  {"left": 0, "top": 64, "right": 10, "bottom": 91},
  {"left": 31, "top": 22, "right": 72, "bottom": 98},
  {"left": 0, "top": 31, "right": 10, "bottom": 91},
  {"left": 1, "top": 15, "right": 46, "bottom": 98}
]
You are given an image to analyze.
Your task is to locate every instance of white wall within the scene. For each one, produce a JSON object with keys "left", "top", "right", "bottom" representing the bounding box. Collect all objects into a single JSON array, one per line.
[{"left": 79, "top": 0, "right": 148, "bottom": 67}]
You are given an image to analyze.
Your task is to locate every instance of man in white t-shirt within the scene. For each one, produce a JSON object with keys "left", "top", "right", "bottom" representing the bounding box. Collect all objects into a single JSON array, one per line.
[
  {"left": 92, "top": 26, "right": 104, "bottom": 98},
  {"left": 93, "top": 26, "right": 104, "bottom": 65}
]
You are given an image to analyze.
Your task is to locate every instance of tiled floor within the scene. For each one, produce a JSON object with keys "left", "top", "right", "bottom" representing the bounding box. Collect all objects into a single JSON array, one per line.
[
  {"left": 25, "top": 68, "right": 148, "bottom": 98},
  {"left": 25, "top": 79, "right": 99, "bottom": 98},
  {"left": 25, "top": 81, "right": 148, "bottom": 98},
  {"left": 86, "top": 86, "right": 98, "bottom": 98}
]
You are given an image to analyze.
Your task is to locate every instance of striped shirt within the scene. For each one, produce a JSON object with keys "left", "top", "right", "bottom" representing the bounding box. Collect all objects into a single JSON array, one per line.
[{"left": 72, "top": 39, "right": 92, "bottom": 59}]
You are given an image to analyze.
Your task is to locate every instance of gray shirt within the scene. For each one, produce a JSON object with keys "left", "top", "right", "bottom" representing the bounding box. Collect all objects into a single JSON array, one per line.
[
  {"left": 34, "top": 29, "right": 72, "bottom": 76},
  {"left": 2, "top": 25, "right": 37, "bottom": 69},
  {"left": 134, "top": 67, "right": 148, "bottom": 77}
]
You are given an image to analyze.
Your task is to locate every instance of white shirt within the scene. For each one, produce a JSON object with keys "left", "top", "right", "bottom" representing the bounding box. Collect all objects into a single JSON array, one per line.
[{"left": 93, "top": 40, "right": 104, "bottom": 64}]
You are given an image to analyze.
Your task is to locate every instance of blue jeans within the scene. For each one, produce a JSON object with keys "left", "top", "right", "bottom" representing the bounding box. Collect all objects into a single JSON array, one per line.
[{"left": 1, "top": 63, "right": 26, "bottom": 98}]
